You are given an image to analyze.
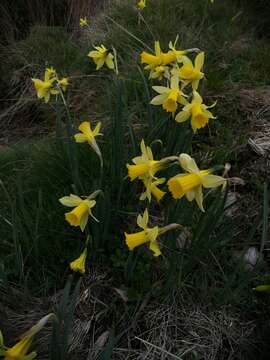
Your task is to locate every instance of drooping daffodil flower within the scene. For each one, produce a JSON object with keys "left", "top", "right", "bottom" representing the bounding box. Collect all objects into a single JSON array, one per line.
[
  {"left": 0, "top": 313, "right": 54, "bottom": 360},
  {"left": 74, "top": 121, "right": 103, "bottom": 163},
  {"left": 59, "top": 192, "right": 100, "bottom": 231},
  {"left": 70, "top": 238, "right": 89, "bottom": 274}
]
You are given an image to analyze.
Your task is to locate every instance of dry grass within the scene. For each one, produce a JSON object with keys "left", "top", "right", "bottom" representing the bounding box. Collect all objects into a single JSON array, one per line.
[{"left": 0, "top": 268, "right": 256, "bottom": 359}]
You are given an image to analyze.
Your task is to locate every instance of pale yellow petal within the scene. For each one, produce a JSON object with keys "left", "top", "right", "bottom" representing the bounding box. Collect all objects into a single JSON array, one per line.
[
  {"left": 150, "top": 93, "right": 168, "bottom": 105},
  {"left": 79, "top": 121, "right": 91, "bottom": 134},
  {"left": 149, "top": 239, "right": 161, "bottom": 257},
  {"left": 59, "top": 194, "right": 82, "bottom": 207},
  {"left": 152, "top": 86, "right": 170, "bottom": 94},
  {"left": 192, "top": 91, "right": 203, "bottom": 104},
  {"left": 201, "top": 174, "right": 226, "bottom": 188},
  {"left": 179, "top": 153, "right": 200, "bottom": 174},
  {"left": 175, "top": 110, "right": 190, "bottom": 123},
  {"left": 105, "top": 54, "right": 115, "bottom": 69},
  {"left": 80, "top": 212, "right": 89, "bottom": 232},
  {"left": 194, "top": 186, "right": 204, "bottom": 212},
  {"left": 195, "top": 52, "right": 205, "bottom": 71},
  {"left": 74, "top": 133, "right": 88, "bottom": 143},
  {"left": 186, "top": 189, "right": 195, "bottom": 201}
]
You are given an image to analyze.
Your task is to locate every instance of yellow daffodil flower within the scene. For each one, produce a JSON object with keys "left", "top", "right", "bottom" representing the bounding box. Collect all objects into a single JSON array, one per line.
[
  {"left": 59, "top": 193, "right": 98, "bottom": 231},
  {"left": 137, "top": 0, "right": 146, "bottom": 9},
  {"left": 70, "top": 241, "right": 88, "bottom": 274},
  {"left": 57, "top": 77, "right": 69, "bottom": 92},
  {"left": 125, "top": 209, "right": 182, "bottom": 256},
  {"left": 88, "top": 45, "right": 114, "bottom": 70},
  {"left": 32, "top": 67, "right": 62, "bottom": 103},
  {"left": 0, "top": 314, "right": 54, "bottom": 360},
  {"left": 150, "top": 73, "right": 187, "bottom": 113},
  {"left": 175, "top": 91, "right": 216, "bottom": 131},
  {"left": 141, "top": 41, "right": 178, "bottom": 71},
  {"left": 74, "top": 121, "right": 102, "bottom": 160},
  {"left": 32, "top": 67, "right": 58, "bottom": 103},
  {"left": 140, "top": 177, "right": 166, "bottom": 203},
  {"left": 125, "top": 209, "right": 161, "bottom": 256},
  {"left": 80, "top": 17, "right": 88, "bottom": 27},
  {"left": 178, "top": 52, "right": 205, "bottom": 91},
  {"left": 168, "top": 153, "right": 226, "bottom": 211},
  {"left": 127, "top": 139, "right": 163, "bottom": 181}
]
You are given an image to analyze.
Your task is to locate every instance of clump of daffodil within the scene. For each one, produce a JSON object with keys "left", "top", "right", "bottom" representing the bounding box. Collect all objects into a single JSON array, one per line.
[
  {"left": 178, "top": 52, "right": 205, "bottom": 91},
  {"left": 70, "top": 237, "right": 89, "bottom": 274},
  {"left": 137, "top": 0, "right": 146, "bottom": 9},
  {"left": 88, "top": 45, "right": 115, "bottom": 70},
  {"left": 124, "top": 209, "right": 182, "bottom": 256},
  {"left": 0, "top": 313, "right": 54, "bottom": 360},
  {"left": 175, "top": 91, "right": 216, "bottom": 131},
  {"left": 59, "top": 191, "right": 100, "bottom": 231},
  {"left": 140, "top": 178, "right": 166, "bottom": 203},
  {"left": 127, "top": 139, "right": 164, "bottom": 181},
  {"left": 150, "top": 72, "right": 187, "bottom": 113},
  {"left": 80, "top": 17, "right": 88, "bottom": 27},
  {"left": 168, "top": 154, "right": 226, "bottom": 211},
  {"left": 32, "top": 67, "right": 58, "bottom": 103},
  {"left": 74, "top": 121, "right": 103, "bottom": 163}
]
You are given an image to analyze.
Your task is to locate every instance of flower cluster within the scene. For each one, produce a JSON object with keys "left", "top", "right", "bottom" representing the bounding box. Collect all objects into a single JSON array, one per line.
[
  {"left": 141, "top": 40, "right": 216, "bottom": 132},
  {"left": 30, "top": 15, "right": 228, "bottom": 273},
  {"left": 123, "top": 37, "right": 227, "bottom": 257}
]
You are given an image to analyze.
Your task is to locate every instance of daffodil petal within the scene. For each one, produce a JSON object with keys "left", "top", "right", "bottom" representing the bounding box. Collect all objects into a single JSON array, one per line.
[
  {"left": 74, "top": 133, "right": 88, "bottom": 143},
  {"left": 59, "top": 195, "right": 82, "bottom": 207},
  {"left": 152, "top": 86, "right": 170, "bottom": 94},
  {"left": 201, "top": 174, "right": 226, "bottom": 188},
  {"left": 194, "top": 186, "right": 204, "bottom": 212},
  {"left": 149, "top": 239, "right": 161, "bottom": 257},
  {"left": 175, "top": 110, "right": 190, "bottom": 123},
  {"left": 150, "top": 93, "right": 168, "bottom": 105},
  {"left": 195, "top": 52, "right": 205, "bottom": 71},
  {"left": 179, "top": 154, "right": 200, "bottom": 173}
]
